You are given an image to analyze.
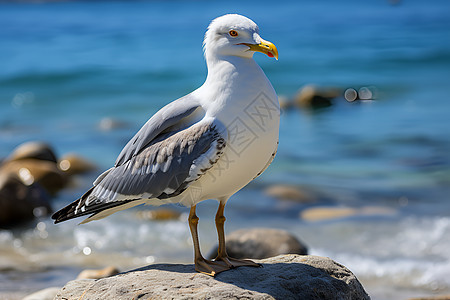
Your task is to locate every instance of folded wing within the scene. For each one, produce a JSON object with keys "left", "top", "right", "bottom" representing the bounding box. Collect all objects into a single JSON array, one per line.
[{"left": 52, "top": 96, "right": 227, "bottom": 224}]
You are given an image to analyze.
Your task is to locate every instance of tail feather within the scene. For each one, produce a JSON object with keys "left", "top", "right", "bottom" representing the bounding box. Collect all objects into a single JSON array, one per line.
[
  {"left": 52, "top": 187, "right": 95, "bottom": 223},
  {"left": 52, "top": 187, "right": 140, "bottom": 224}
]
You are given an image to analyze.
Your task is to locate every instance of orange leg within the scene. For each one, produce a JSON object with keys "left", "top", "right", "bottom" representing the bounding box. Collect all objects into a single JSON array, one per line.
[
  {"left": 213, "top": 202, "right": 261, "bottom": 269},
  {"left": 188, "top": 205, "right": 230, "bottom": 276}
]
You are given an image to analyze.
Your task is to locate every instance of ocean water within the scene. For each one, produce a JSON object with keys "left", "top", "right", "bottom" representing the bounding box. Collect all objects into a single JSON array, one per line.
[{"left": 1, "top": 0, "right": 450, "bottom": 299}]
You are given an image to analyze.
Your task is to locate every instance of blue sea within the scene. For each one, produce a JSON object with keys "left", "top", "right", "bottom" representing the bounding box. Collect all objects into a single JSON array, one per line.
[{"left": 1, "top": 0, "right": 450, "bottom": 299}]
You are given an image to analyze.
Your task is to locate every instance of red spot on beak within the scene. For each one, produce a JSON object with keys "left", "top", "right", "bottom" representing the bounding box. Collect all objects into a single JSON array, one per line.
[{"left": 267, "top": 52, "right": 274, "bottom": 58}]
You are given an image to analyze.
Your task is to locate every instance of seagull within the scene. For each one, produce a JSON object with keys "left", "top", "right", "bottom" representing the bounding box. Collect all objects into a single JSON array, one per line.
[{"left": 52, "top": 14, "right": 279, "bottom": 276}]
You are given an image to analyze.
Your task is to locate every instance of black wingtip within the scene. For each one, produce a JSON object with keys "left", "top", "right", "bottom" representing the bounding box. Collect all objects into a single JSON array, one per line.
[
  {"left": 51, "top": 200, "right": 80, "bottom": 224},
  {"left": 52, "top": 187, "right": 95, "bottom": 224},
  {"left": 52, "top": 187, "right": 140, "bottom": 225}
]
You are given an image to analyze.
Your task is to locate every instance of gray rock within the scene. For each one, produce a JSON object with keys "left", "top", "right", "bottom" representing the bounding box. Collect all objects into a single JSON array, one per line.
[
  {"left": 54, "top": 254, "right": 370, "bottom": 300},
  {"left": 0, "top": 172, "right": 51, "bottom": 227},
  {"left": 208, "top": 228, "right": 308, "bottom": 260}
]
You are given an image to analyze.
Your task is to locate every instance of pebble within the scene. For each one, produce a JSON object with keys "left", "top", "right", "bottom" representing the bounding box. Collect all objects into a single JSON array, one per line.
[
  {"left": 300, "top": 206, "right": 396, "bottom": 221},
  {"left": 264, "top": 184, "right": 317, "bottom": 203},
  {"left": 99, "top": 117, "right": 129, "bottom": 131}
]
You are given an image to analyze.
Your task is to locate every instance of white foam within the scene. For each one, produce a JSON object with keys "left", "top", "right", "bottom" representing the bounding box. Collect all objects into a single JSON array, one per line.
[{"left": 309, "top": 216, "right": 450, "bottom": 295}]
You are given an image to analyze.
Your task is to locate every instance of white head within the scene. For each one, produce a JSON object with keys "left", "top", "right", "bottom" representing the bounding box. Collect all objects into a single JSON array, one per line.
[{"left": 203, "top": 14, "right": 278, "bottom": 63}]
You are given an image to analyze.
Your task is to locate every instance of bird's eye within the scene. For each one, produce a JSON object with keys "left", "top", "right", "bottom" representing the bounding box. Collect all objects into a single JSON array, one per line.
[{"left": 229, "top": 30, "right": 238, "bottom": 37}]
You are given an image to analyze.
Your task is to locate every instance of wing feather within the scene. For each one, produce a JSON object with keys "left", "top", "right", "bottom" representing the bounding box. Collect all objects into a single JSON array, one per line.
[
  {"left": 52, "top": 118, "right": 227, "bottom": 224},
  {"left": 115, "top": 95, "right": 201, "bottom": 166}
]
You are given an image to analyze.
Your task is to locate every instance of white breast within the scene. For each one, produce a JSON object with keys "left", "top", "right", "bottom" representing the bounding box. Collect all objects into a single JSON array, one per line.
[{"left": 174, "top": 57, "right": 280, "bottom": 206}]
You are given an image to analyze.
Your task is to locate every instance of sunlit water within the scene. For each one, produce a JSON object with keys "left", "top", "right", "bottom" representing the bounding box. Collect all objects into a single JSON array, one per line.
[{"left": 1, "top": 0, "right": 450, "bottom": 299}]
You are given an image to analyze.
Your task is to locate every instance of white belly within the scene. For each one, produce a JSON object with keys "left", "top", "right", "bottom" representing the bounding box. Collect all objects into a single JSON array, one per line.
[{"left": 173, "top": 90, "right": 280, "bottom": 206}]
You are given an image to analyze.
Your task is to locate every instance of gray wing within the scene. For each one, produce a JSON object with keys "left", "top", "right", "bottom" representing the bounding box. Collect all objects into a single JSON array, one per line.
[
  {"left": 52, "top": 118, "right": 227, "bottom": 224},
  {"left": 93, "top": 120, "right": 226, "bottom": 201},
  {"left": 52, "top": 94, "right": 225, "bottom": 224},
  {"left": 115, "top": 94, "right": 201, "bottom": 167}
]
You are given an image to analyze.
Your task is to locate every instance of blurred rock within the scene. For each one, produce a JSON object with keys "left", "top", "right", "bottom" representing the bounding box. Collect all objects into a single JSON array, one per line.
[
  {"left": 23, "top": 287, "right": 61, "bottom": 300},
  {"left": 0, "top": 172, "right": 51, "bottom": 227},
  {"left": 2, "top": 141, "right": 68, "bottom": 194},
  {"left": 1, "top": 159, "right": 67, "bottom": 194},
  {"left": 264, "top": 185, "right": 317, "bottom": 203},
  {"left": 301, "top": 207, "right": 357, "bottom": 221},
  {"left": 136, "top": 208, "right": 181, "bottom": 221},
  {"left": 300, "top": 206, "right": 396, "bottom": 221},
  {"left": 58, "top": 153, "right": 96, "bottom": 175},
  {"left": 99, "top": 117, "right": 129, "bottom": 131},
  {"left": 55, "top": 255, "right": 370, "bottom": 300},
  {"left": 7, "top": 141, "right": 58, "bottom": 163},
  {"left": 77, "top": 266, "right": 120, "bottom": 280},
  {"left": 294, "top": 85, "right": 340, "bottom": 109},
  {"left": 208, "top": 228, "right": 307, "bottom": 260}
]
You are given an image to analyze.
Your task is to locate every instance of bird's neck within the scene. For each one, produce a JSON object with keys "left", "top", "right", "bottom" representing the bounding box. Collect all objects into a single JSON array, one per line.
[
  {"left": 203, "top": 55, "right": 262, "bottom": 91},
  {"left": 197, "top": 55, "right": 275, "bottom": 118}
]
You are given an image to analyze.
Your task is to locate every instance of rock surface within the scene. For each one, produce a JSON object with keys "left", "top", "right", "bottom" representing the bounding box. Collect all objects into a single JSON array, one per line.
[
  {"left": 55, "top": 255, "right": 370, "bottom": 300},
  {"left": 208, "top": 228, "right": 308, "bottom": 260}
]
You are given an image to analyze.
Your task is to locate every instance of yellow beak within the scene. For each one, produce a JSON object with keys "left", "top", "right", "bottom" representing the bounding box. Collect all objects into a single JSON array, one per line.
[{"left": 242, "top": 38, "right": 278, "bottom": 60}]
